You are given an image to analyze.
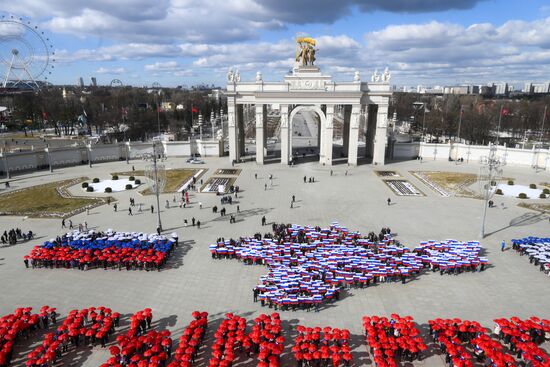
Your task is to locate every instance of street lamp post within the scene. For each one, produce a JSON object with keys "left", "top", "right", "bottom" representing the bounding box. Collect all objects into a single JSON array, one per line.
[
  {"left": 479, "top": 144, "right": 505, "bottom": 238},
  {"left": 45, "top": 145, "right": 53, "bottom": 172},
  {"left": 496, "top": 105, "right": 504, "bottom": 145},
  {"left": 152, "top": 142, "right": 163, "bottom": 232},
  {"left": 87, "top": 143, "right": 93, "bottom": 168}
]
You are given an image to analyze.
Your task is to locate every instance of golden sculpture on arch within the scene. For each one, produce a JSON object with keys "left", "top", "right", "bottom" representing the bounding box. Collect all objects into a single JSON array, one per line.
[{"left": 295, "top": 37, "right": 317, "bottom": 66}]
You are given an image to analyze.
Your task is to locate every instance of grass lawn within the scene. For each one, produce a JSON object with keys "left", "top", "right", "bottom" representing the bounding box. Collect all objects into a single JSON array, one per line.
[
  {"left": 200, "top": 176, "right": 237, "bottom": 193},
  {"left": 413, "top": 171, "right": 479, "bottom": 197},
  {"left": 0, "top": 178, "right": 105, "bottom": 218},
  {"left": 518, "top": 202, "right": 550, "bottom": 213},
  {"left": 112, "top": 169, "right": 202, "bottom": 194}
]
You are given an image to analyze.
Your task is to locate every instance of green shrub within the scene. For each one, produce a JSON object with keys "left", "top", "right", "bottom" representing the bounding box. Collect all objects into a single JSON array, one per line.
[
  {"left": 495, "top": 189, "right": 503, "bottom": 195},
  {"left": 129, "top": 176, "right": 135, "bottom": 181},
  {"left": 529, "top": 183, "right": 537, "bottom": 189},
  {"left": 125, "top": 184, "right": 133, "bottom": 190},
  {"left": 93, "top": 178, "right": 100, "bottom": 183},
  {"left": 507, "top": 180, "right": 514, "bottom": 185},
  {"left": 86, "top": 186, "right": 94, "bottom": 192},
  {"left": 518, "top": 193, "right": 527, "bottom": 199},
  {"left": 135, "top": 179, "right": 141, "bottom": 184},
  {"left": 490, "top": 180, "right": 496, "bottom": 186},
  {"left": 82, "top": 182, "right": 89, "bottom": 188},
  {"left": 112, "top": 175, "right": 119, "bottom": 180},
  {"left": 540, "top": 193, "right": 547, "bottom": 199},
  {"left": 543, "top": 188, "right": 550, "bottom": 195},
  {"left": 105, "top": 187, "right": 112, "bottom": 193}
]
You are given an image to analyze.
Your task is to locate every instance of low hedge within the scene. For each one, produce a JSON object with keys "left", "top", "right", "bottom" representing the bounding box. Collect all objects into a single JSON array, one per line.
[
  {"left": 82, "top": 182, "right": 89, "bottom": 188},
  {"left": 135, "top": 179, "right": 141, "bottom": 184},
  {"left": 86, "top": 186, "right": 94, "bottom": 192},
  {"left": 93, "top": 178, "right": 100, "bottom": 183},
  {"left": 518, "top": 193, "right": 527, "bottom": 199},
  {"left": 507, "top": 180, "right": 514, "bottom": 185},
  {"left": 125, "top": 184, "right": 133, "bottom": 190},
  {"left": 129, "top": 176, "right": 135, "bottom": 181},
  {"left": 540, "top": 193, "right": 547, "bottom": 199},
  {"left": 529, "top": 183, "right": 537, "bottom": 189},
  {"left": 112, "top": 175, "right": 119, "bottom": 180},
  {"left": 543, "top": 188, "right": 550, "bottom": 195},
  {"left": 105, "top": 187, "right": 112, "bottom": 193},
  {"left": 495, "top": 189, "right": 503, "bottom": 195}
]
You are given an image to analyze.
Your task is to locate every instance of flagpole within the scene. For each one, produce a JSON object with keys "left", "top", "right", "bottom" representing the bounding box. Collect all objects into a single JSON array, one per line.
[
  {"left": 496, "top": 105, "right": 503, "bottom": 145},
  {"left": 540, "top": 105, "right": 547, "bottom": 144},
  {"left": 457, "top": 105, "right": 463, "bottom": 143}
]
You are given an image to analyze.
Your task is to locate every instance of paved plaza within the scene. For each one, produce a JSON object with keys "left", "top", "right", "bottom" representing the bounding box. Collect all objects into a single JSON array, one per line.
[{"left": 0, "top": 157, "right": 549, "bottom": 366}]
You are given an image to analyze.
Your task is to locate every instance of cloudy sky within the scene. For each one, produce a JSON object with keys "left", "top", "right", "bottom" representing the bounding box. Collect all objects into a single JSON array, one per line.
[{"left": 2, "top": 0, "right": 550, "bottom": 88}]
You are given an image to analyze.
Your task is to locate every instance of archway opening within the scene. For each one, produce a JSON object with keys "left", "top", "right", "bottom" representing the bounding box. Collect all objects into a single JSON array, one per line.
[{"left": 290, "top": 107, "right": 322, "bottom": 163}]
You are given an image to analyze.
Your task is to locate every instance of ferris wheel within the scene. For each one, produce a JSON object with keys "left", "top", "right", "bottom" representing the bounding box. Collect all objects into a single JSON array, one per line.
[{"left": 0, "top": 15, "right": 55, "bottom": 89}]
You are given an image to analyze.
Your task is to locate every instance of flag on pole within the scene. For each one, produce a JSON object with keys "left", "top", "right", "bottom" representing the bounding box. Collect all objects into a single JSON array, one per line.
[
  {"left": 192, "top": 106, "right": 199, "bottom": 114},
  {"left": 460, "top": 106, "right": 464, "bottom": 117},
  {"left": 501, "top": 107, "right": 509, "bottom": 116},
  {"left": 42, "top": 111, "right": 48, "bottom": 120}
]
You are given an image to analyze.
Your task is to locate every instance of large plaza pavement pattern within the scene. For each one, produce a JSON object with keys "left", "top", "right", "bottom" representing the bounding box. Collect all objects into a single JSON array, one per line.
[{"left": 0, "top": 157, "right": 549, "bottom": 366}]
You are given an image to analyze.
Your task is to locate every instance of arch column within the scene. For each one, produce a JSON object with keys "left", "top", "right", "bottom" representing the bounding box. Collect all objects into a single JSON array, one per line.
[
  {"left": 227, "top": 101, "right": 239, "bottom": 163},
  {"left": 320, "top": 104, "right": 334, "bottom": 165},
  {"left": 347, "top": 104, "right": 361, "bottom": 165},
  {"left": 255, "top": 104, "right": 265, "bottom": 164},
  {"left": 372, "top": 101, "right": 389, "bottom": 165},
  {"left": 280, "top": 104, "right": 290, "bottom": 165}
]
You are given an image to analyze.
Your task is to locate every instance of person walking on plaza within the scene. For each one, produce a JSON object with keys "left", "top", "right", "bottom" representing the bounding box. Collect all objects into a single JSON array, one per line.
[
  {"left": 157, "top": 226, "right": 161, "bottom": 235},
  {"left": 501, "top": 240, "right": 506, "bottom": 252},
  {"left": 128, "top": 207, "right": 133, "bottom": 216},
  {"left": 197, "top": 220, "right": 201, "bottom": 229},
  {"left": 69, "top": 220, "right": 73, "bottom": 229},
  {"left": 151, "top": 205, "right": 154, "bottom": 213},
  {"left": 192, "top": 217, "right": 196, "bottom": 226},
  {"left": 264, "top": 183, "right": 267, "bottom": 191},
  {"left": 199, "top": 202, "right": 202, "bottom": 209},
  {"left": 138, "top": 203, "right": 142, "bottom": 212},
  {"left": 303, "top": 175, "right": 307, "bottom": 183},
  {"left": 165, "top": 200, "right": 170, "bottom": 209},
  {"left": 255, "top": 173, "right": 257, "bottom": 179},
  {"left": 262, "top": 216, "right": 266, "bottom": 226},
  {"left": 114, "top": 203, "right": 118, "bottom": 212},
  {"left": 62, "top": 219, "right": 66, "bottom": 228},
  {"left": 290, "top": 201, "right": 293, "bottom": 209},
  {"left": 292, "top": 195, "right": 295, "bottom": 203},
  {"left": 387, "top": 198, "right": 391, "bottom": 206}
]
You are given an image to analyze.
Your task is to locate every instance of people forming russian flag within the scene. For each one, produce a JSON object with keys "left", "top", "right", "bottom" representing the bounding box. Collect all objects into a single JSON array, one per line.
[
  {"left": 210, "top": 222, "right": 488, "bottom": 309},
  {"left": 25, "top": 230, "right": 175, "bottom": 271},
  {"left": 511, "top": 237, "right": 550, "bottom": 276}
]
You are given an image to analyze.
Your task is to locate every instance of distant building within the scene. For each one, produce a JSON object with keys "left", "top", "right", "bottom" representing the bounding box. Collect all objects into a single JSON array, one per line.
[
  {"left": 532, "top": 82, "right": 550, "bottom": 94},
  {"left": 208, "top": 89, "right": 224, "bottom": 103},
  {"left": 90, "top": 77, "right": 97, "bottom": 87},
  {"left": 77, "top": 77, "right": 84, "bottom": 88},
  {"left": 161, "top": 102, "right": 175, "bottom": 112},
  {"left": 493, "top": 83, "right": 509, "bottom": 96},
  {"left": 444, "top": 86, "right": 470, "bottom": 95}
]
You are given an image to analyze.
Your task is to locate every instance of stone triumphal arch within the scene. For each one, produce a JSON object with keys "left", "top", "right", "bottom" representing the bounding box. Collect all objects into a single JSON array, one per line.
[{"left": 226, "top": 38, "right": 392, "bottom": 166}]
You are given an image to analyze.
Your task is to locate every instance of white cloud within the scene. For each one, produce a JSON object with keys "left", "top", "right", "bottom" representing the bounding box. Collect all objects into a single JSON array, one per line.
[{"left": 96, "top": 67, "right": 126, "bottom": 74}]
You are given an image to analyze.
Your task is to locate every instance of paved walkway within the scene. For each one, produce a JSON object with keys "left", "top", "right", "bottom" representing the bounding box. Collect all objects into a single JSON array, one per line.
[{"left": 0, "top": 157, "right": 548, "bottom": 366}]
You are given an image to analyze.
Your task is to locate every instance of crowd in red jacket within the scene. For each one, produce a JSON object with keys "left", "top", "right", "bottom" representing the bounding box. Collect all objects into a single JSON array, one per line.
[
  {"left": 0, "top": 307, "right": 43, "bottom": 367},
  {"left": 292, "top": 325, "right": 352, "bottom": 367},
  {"left": 363, "top": 314, "right": 427, "bottom": 367},
  {"left": 170, "top": 311, "right": 208, "bottom": 367}
]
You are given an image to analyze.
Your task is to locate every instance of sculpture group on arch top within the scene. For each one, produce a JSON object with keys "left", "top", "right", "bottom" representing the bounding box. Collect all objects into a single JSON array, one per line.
[{"left": 226, "top": 36, "right": 391, "bottom": 85}]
